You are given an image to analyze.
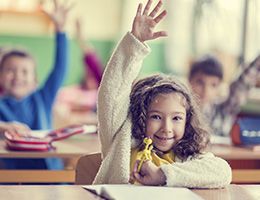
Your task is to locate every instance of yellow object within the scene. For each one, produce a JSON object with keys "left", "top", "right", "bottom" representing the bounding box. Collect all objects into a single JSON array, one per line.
[
  {"left": 136, "top": 137, "right": 153, "bottom": 172},
  {"left": 130, "top": 137, "right": 175, "bottom": 172},
  {"left": 130, "top": 138, "right": 175, "bottom": 185}
]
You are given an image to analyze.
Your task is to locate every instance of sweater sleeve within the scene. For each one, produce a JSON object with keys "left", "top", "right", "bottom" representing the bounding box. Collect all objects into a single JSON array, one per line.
[
  {"left": 40, "top": 32, "right": 69, "bottom": 107},
  {"left": 160, "top": 152, "right": 232, "bottom": 188},
  {"left": 97, "top": 32, "right": 150, "bottom": 156}
]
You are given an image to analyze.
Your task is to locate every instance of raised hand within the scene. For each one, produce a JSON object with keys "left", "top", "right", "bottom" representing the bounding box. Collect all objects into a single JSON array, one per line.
[
  {"left": 42, "top": 0, "right": 74, "bottom": 32},
  {"left": 131, "top": 0, "right": 167, "bottom": 42},
  {"left": 75, "top": 18, "right": 85, "bottom": 49},
  {"left": 75, "top": 18, "right": 93, "bottom": 52}
]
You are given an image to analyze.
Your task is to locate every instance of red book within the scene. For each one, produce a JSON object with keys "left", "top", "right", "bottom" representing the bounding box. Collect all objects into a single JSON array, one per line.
[{"left": 4, "top": 124, "right": 97, "bottom": 151}]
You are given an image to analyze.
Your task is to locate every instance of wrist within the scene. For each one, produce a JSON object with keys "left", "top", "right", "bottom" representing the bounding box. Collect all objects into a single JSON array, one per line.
[
  {"left": 54, "top": 22, "right": 65, "bottom": 33},
  {"left": 56, "top": 27, "right": 64, "bottom": 33},
  {"left": 130, "top": 31, "right": 144, "bottom": 43},
  {"left": 157, "top": 168, "right": 167, "bottom": 186},
  {"left": 154, "top": 168, "right": 166, "bottom": 186}
]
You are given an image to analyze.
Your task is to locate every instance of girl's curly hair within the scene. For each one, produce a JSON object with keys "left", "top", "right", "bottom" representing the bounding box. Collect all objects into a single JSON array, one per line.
[{"left": 129, "top": 74, "right": 210, "bottom": 161}]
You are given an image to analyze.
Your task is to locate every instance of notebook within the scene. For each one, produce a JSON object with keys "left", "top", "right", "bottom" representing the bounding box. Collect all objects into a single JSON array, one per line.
[{"left": 83, "top": 184, "right": 203, "bottom": 200}]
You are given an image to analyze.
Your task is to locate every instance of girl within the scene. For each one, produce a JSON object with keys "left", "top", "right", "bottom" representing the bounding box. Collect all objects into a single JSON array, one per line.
[{"left": 94, "top": 0, "right": 232, "bottom": 188}]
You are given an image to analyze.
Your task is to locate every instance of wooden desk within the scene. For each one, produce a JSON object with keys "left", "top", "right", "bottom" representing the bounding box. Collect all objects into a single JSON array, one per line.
[
  {"left": 0, "top": 133, "right": 100, "bottom": 158},
  {"left": 0, "top": 134, "right": 101, "bottom": 183},
  {"left": 193, "top": 184, "right": 260, "bottom": 200},
  {"left": 1, "top": 134, "right": 260, "bottom": 184},
  {"left": 0, "top": 185, "right": 259, "bottom": 200},
  {"left": 210, "top": 144, "right": 260, "bottom": 183}
]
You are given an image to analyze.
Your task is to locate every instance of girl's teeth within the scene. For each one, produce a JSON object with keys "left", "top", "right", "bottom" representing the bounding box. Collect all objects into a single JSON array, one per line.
[{"left": 155, "top": 135, "right": 173, "bottom": 140}]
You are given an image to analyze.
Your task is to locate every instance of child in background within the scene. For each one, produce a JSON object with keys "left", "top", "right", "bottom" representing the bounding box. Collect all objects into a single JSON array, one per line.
[
  {"left": 53, "top": 19, "right": 103, "bottom": 127},
  {"left": 0, "top": 0, "right": 72, "bottom": 169},
  {"left": 189, "top": 55, "right": 260, "bottom": 137},
  {"left": 76, "top": 18, "right": 103, "bottom": 91},
  {"left": 94, "top": 0, "right": 231, "bottom": 188}
]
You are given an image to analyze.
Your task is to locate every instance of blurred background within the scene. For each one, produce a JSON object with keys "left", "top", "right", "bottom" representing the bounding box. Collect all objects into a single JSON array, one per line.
[
  {"left": 0, "top": 0, "right": 259, "bottom": 85},
  {"left": 0, "top": 0, "right": 259, "bottom": 184}
]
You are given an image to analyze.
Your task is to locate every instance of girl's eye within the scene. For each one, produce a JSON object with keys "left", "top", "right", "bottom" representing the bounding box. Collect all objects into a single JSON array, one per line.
[
  {"left": 150, "top": 115, "right": 161, "bottom": 120},
  {"left": 173, "top": 116, "right": 183, "bottom": 121}
]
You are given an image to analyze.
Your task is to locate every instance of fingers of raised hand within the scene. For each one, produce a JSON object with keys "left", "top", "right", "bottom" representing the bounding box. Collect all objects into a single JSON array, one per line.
[
  {"left": 46, "top": 0, "right": 74, "bottom": 16},
  {"left": 141, "top": 0, "right": 167, "bottom": 28},
  {"left": 152, "top": 31, "right": 167, "bottom": 40},
  {"left": 154, "top": 9, "right": 167, "bottom": 24},
  {"left": 63, "top": 1, "right": 75, "bottom": 14},
  {"left": 143, "top": 0, "right": 153, "bottom": 16},
  {"left": 149, "top": 0, "right": 162, "bottom": 18},
  {"left": 136, "top": 3, "right": 143, "bottom": 17},
  {"left": 131, "top": 0, "right": 167, "bottom": 42}
]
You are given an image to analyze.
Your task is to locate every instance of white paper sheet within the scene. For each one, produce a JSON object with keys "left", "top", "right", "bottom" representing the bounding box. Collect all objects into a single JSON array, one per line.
[
  {"left": 28, "top": 125, "right": 97, "bottom": 138},
  {"left": 83, "top": 184, "right": 203, "bottom": 200}
]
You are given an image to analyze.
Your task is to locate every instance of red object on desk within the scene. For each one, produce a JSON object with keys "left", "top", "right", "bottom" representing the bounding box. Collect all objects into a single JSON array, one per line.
[{"left": 4, "top": 125, "right": 97, "bottom": 151}]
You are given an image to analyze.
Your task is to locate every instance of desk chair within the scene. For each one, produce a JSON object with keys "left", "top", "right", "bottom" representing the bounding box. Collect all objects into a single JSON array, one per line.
[
  {"left": 75, "top": 151, "right": 260, "bottom": 185},
  {"left": 75, "top": 153, "right": 102, "bottom": 185}
]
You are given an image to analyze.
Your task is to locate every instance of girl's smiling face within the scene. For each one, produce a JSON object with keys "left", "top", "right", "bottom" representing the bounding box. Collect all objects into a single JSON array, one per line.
[{"left": 145, "top": 92, "right": 187, "bottom": 152}]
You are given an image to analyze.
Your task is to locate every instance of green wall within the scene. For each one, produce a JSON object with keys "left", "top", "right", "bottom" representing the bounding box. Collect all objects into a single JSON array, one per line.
[{"left": 0, "top": 34, "right": 167, "bottom": 86}]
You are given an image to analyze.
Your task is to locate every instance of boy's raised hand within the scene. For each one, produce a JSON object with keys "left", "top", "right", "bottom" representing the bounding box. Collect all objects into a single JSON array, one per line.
[
  {"left": 42, "top": 0, "right": 74, "bottom": 32},
  {"left": 131, "top": 0, "right": 167, "bottom": 43}
]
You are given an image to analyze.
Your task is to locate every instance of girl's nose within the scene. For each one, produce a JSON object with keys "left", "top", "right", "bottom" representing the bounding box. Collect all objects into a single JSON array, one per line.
[{"left": 162, "top": 119, "right": 173, "bottom": 133}]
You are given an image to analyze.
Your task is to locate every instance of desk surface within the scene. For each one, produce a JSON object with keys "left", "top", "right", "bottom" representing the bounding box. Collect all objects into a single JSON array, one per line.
[
  {"left": 1, "top": 134, "right": 259, "bottom": 184},
  {"left": 209, "top": 144, "right": 260, "bottom": 160},
  {"left": 193, "top": 184, "right": 260, "bottom": 200},
  {"left": 0, "top": 185, "right": 259, "bottom": 200},
  {"left": 0, "top": 133, "right": 101, "bottom": 158},
  {"left": 0, "top": 133, "right": 259, "bottom": 160}
]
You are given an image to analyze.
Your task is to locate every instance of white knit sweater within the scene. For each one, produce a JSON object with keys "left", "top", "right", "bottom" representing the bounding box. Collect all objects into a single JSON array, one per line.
[{"left": 93, "top": 32, "right": 232, "bottom": 188}]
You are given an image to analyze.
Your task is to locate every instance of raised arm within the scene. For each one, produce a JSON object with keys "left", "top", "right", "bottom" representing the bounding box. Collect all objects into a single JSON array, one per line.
[
  {"left": 75, "top": 18, "right": 103, "bottom": 88},
  {"left": 39, "top": 0, "right": 73, "bottom": 106},
  {"left": 75, "top": 18, "right": 93, "bottom": 53},
  {"left": 219, "top": 54, "right": 260, "bottom": 116},
  {"left": 97, "top": 0, "right": 167, "bottom": 155}
]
